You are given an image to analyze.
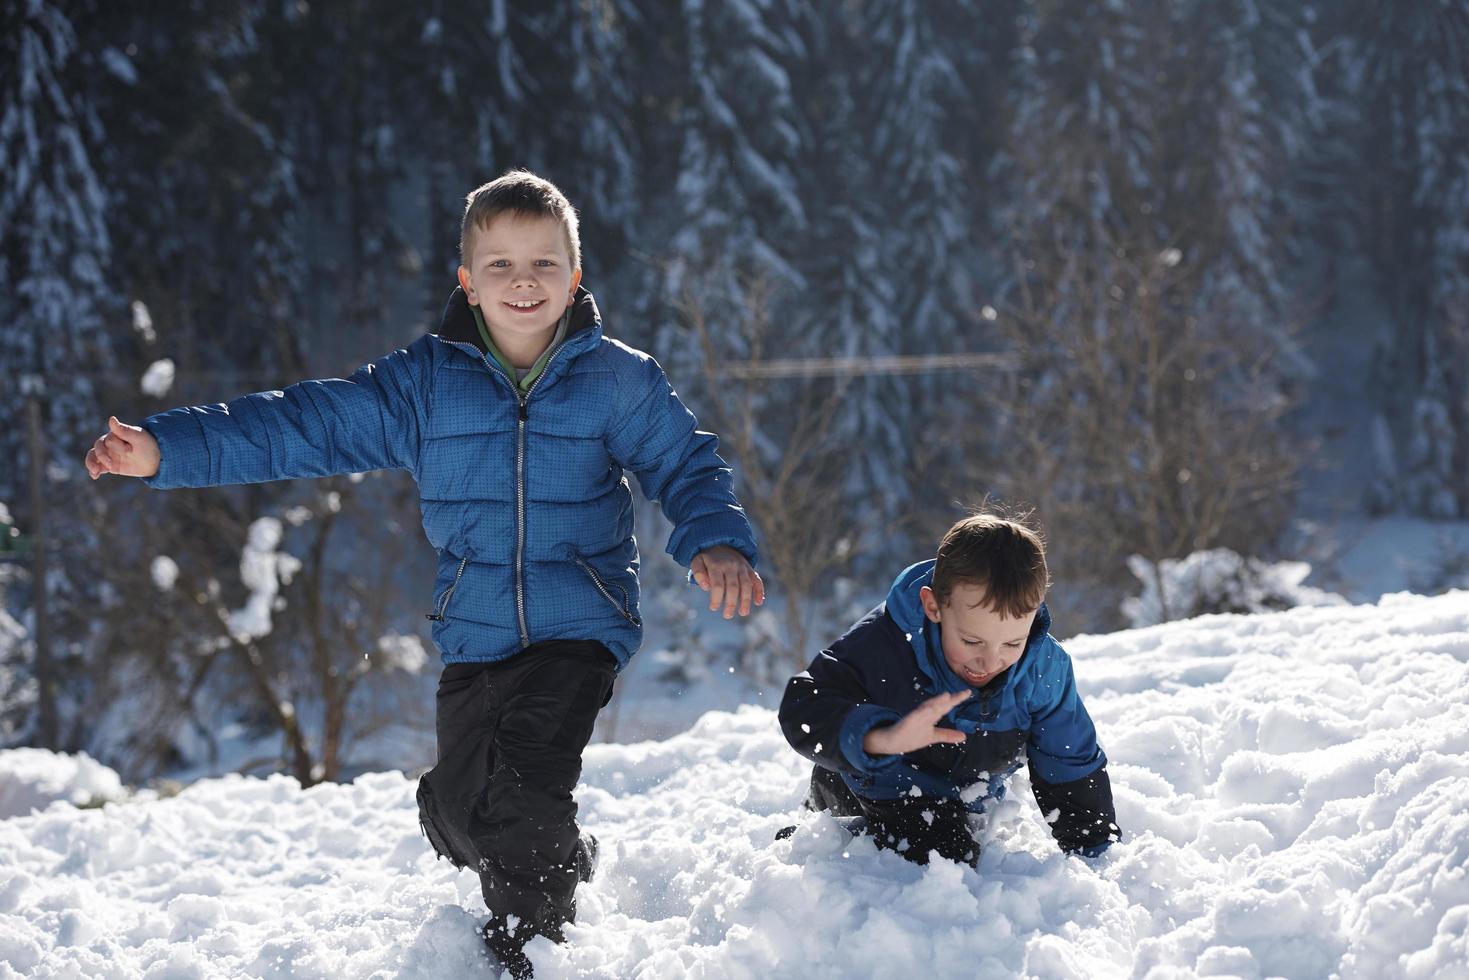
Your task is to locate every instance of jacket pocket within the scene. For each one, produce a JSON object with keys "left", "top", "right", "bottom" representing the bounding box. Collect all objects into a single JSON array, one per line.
[
  {"left": 425, "top": 553, "right": 470, "bottom": 622},
  {"left": 572, "top": 556, "right": 641, "bottom": 627}
]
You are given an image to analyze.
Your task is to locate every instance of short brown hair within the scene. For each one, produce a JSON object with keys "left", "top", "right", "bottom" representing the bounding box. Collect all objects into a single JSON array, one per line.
[
  {"left": 460, "top": 170, "right": 582, "bottom": 269},
  {"left": 931, "top": 512, "right": 1050, "bottom": 618}
]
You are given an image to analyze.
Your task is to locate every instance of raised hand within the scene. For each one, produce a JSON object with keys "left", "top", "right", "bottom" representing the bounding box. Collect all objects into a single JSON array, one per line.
[
  {"left": 862, "top": 689, "right": 973, "bottom": 757},
  {"left": 690, "top": 544, "right": 765, "bottom": 619},
  {"left": 85, "top": 416, "right": 161, "bottom": 480}
]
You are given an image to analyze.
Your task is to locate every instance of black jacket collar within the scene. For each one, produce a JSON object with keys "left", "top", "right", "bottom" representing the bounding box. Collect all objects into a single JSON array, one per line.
[{"left": 435, "top": 285, "right": 602, "bottom": 354}]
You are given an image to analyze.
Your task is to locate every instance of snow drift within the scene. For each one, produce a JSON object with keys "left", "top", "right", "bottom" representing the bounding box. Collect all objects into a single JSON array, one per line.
[{"left": 2, "top": 591, "right": 1467, "bottom": 979}]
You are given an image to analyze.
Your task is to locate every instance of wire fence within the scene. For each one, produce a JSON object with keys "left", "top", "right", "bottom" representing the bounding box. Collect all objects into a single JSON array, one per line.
[{"left": 32, "top": 351, "right": 1019, "bottom": 391}]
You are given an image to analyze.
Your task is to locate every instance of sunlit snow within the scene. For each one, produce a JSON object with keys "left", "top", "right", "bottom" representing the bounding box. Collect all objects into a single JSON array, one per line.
[{"left": 2, "top": 591, "right": 1467, "bottom": 978}]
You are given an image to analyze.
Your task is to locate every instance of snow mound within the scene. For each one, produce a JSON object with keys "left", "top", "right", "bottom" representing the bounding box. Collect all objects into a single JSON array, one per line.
[
  {"left": 1, "top": 592, "right": 1467, "bottom": 978},
  {"left": 1122, "top": 547, "right": 1346, "bottom": 627},
  {"left": 0, "top": 749, "right": 125, "bottom": 820}
]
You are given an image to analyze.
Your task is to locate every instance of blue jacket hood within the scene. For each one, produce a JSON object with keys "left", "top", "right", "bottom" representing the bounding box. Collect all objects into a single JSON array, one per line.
[{"left": 884, "top": 559, "right": 1053, "bottom": 698}]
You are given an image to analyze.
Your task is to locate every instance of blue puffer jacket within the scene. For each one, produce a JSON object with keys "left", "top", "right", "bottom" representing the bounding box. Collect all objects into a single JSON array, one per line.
[
  {"left": 780, "top": 560, "right": 1118, "bottom": 854},
  {"left": 142, "top": 286, "right": 758, "bottom": 668}
]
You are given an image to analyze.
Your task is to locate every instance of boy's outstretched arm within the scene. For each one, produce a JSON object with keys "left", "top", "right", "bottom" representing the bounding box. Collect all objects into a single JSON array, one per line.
[
  {"left": 87, "top": 341, "right": 432, "bottom": 490},
  {"left": 605, "top": 351, "right": 762, "bottom": 617}
]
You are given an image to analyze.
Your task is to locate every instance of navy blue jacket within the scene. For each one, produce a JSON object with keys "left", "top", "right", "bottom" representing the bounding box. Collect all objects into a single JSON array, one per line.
[
  {"left": 780, "top": 560, "right": 1119, "bottom": 854},
  {"left": 142, "top": 287, "right": 757, "bottom": 668}
]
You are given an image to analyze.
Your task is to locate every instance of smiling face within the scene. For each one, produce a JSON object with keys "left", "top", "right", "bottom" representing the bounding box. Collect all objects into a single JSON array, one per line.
[
  {"left": 920, "top": 582, "right": 1036, "bottom": 688},
  {"left": 457, "top": 211, "right": 581, "bottom": 364}
]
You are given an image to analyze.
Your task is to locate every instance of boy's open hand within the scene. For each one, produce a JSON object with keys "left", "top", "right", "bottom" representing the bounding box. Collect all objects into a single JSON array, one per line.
[
  {"left": 691, "top": 545, "right": 765, "bottom": 619},
  {"left": 862, "top": 689, "right": 972, "bottom": 757},
  {"left": 85, "top": 416, "right": 160, "bottom": 480}
]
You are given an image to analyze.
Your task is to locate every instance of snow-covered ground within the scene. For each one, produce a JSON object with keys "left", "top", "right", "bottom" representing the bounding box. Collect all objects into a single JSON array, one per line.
[{"left": 3, "top": 591, "right": 1468, "bottom": 979}]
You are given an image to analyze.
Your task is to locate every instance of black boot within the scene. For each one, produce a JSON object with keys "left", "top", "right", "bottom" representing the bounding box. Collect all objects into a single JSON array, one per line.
[
  {"left": 482, "top": 921, "right": 534, "bottom": 980},
  {"left": 575, "top": 832, "right": 599, "bottom": 884}
]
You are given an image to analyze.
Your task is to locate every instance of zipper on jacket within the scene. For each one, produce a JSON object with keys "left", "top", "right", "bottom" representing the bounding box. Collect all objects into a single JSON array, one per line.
[
  {"left": 434, "top": 330, "right": 577, "bottom": 650},
  {"left": 510, "top": 339, "right": 575, "bottom": 647},
  {"left": 513, "top": 391, "right": 530, "bottom": 646},
  {"left": 573, "top": 556, "right": 642, "bottom": 627},
  {"left": 425, "top": 553, "right": 470, "bottom": 622}
]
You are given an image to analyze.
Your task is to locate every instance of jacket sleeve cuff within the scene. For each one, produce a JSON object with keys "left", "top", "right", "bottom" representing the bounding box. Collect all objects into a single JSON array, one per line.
[
  {"left": 141, "top": 408, "right": 211, "bottom": 490},
  {"left": 669, "top": 513, "right": 758, "bottom": 569},
  {"left": 839, "top": 704, "right": 903, "bottom": 774},
  {"left": 1029, "top": 745, "right": 1107, "bottom": 786}
]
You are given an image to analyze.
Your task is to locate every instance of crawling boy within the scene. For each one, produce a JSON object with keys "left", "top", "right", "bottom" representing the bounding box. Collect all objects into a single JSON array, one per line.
[{"left": 778, "top": 513, "right": 1117, "bottom": 865}]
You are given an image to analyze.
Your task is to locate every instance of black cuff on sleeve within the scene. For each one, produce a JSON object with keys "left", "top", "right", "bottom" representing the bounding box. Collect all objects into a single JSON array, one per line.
[{"left": 1031, "top": 762, "right": 1120, "bottom": 854}]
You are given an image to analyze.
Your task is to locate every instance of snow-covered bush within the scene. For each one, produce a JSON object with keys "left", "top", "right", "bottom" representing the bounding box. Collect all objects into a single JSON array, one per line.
[
  {"left": 0, "top": 748, "right": 125, "bottom": 818},
  {"left": 226, "top": 518, "right": 300, "bottom": 643},
  {"left": 374, "top": 633, "right": 427, "bottom": 674},
  {"left": 1122, "top": 548, "right": 1346, "bottom": 628},
  {"left": 0, "top": 554, "right": 31, "bottom": 745}
]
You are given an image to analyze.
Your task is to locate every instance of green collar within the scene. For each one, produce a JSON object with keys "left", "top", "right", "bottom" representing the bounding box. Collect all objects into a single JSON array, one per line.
[{"left": 470, "top": 304, "right": 569, "bottom": 392}]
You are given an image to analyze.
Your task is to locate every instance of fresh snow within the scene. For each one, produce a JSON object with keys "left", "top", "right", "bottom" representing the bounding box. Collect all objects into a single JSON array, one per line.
[
  {"left": 0, "top": 750, "right": 124, "bottom": 821},
  {"left": 149, "top": 556, "right": 178, "bottom": 593},
  {"left": 139, "top": 359, "right": 174, "bottom": 398},
  {"left": 3, "top": 591, "right": 1468, "bottom": 978}
]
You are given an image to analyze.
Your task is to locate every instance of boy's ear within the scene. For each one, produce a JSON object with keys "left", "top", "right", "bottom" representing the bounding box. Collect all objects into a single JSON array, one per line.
[
  {"left": 567, "top": 267, "right": 582, "bottom": 306},
  {"left": 457, "top": 265, "right": 475, "bottom": 304},
  {"left": 919, "top": 585, "right": 942, "bottom": 624}
]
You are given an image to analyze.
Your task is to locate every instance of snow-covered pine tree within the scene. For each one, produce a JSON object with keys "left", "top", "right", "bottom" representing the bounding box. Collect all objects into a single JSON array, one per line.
[
  {"left": 252, "top": 1, "right": 422, "bottom": 348},
  {"left": 640, "top": 0, "right": 870, "bottom": 664},
  {"left": 647, "top": 0, "right": 823, "bottom": 447},
  {"left": 1341, "top": 1, "right": 1469, "bottom": 518},
  {"left": 499, "top": 1, "right": 643, "bottom": 326},
  {"left": 989, "top": 0, "right": 1307, "bottom": 628},
  {"left": 67, "top": 2, "right": 441, "bottom": 778},
  {"left": 0, "top": 0, "right": 110, "bottom": 495},
  {"left": 413, "top": 0, "right": 545, "bottom": 310},
  {"left": 87, "top": 0, "right": 310, "bottom": 381},
  {"left": 0, "top": 0, "right": 113, "bottom": 747},
  {"left": 654, "top": 0, "right": 807, "bottom": 368},
  {"left": 413, "top": 0, "right": 641, "bottom": 324},
  {"left": 807, "top": 3, "right": 987, "bottom": 545},
  {"left": 651, "top": 2, "right": 991, "bottom": 573}
]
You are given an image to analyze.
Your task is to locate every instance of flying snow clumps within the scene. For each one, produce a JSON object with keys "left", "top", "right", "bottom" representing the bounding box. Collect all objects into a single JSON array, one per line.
[
  {"left": 0, "top": 748, "right": 124, "bottom": 819},
  {"left": 130, "top": 300, "right": 156, "bottom": 343},
  {"left": 375, "top": 633, "right": 428, "bottom": 674},
  {"left": 1123, "top": 547, "right": 1345, "bottom": 627},
  {"left": 151, "top": 555, "right": 179, "bottom": 592},
  {"left": 100, "top": 47, "right": 138, "bottom": 85},
  {"left": 140, "top": 358, "right": 175, "bottom": 397},
  {"left": 226, "top": 518, "right": 301, "bottom": 642}
]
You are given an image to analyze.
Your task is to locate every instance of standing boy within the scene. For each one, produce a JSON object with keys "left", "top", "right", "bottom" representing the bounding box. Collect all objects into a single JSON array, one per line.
[
  {"left": 778, "top": 513, "right": 1117, "bottom": 866},
  {"left": 85, "top": 170, "right": 763, "bottom": 977}
]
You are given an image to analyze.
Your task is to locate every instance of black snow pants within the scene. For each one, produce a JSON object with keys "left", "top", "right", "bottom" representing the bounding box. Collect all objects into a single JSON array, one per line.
[
  {"left": 805, "top": 765, "right": 980, "bottom": 867},
  {"left": 416, "top": 640, "right": 616, "bottom": 944}
]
